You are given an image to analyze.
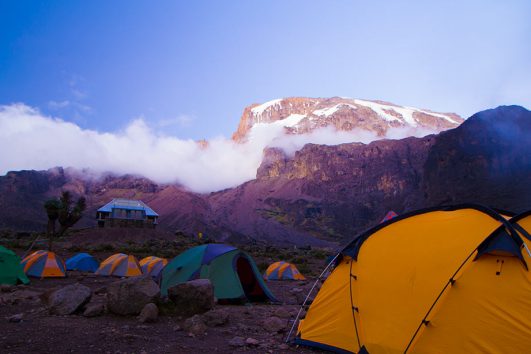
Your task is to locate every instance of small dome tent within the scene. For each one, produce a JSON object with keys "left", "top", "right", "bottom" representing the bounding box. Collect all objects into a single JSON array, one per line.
[
  {"left": 95, "top": 253, "right": 141, "bottom": 277},
  {"left": 21, "top": 250, "right": 66, "bottom": 278},
  {"left": 160, "top": 244, "right": 277, "bottom": 302},
  {"left": 0, "top": 246, "right": 29, "bottom": 285},
  {"left": 264, "top": 261, "right": 306, "bottom": 280},
  {"left": 139, "top": 256, "right": 167, "bottom": 277},
  {"left": 292, "top": 205, "right": 531, "bottom": 354},
  {"left": 66, "top": 253, "right": 99, "bottom": 272}
]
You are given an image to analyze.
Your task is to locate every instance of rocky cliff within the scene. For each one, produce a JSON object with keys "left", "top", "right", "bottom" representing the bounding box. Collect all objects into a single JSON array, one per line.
[
  {"left": 232, "top": 97, "right": 463, "bottom": 142},
  {"left": 0, "top": 106, "right": 529, "bottom": 246}
]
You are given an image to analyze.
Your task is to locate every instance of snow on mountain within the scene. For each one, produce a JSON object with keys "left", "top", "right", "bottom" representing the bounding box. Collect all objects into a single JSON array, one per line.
[{"left": 232, "top": 97, "right": 463, "bottom": 142}]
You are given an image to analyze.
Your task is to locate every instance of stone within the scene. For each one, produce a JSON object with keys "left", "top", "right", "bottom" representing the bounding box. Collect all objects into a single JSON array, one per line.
[
  {"left": 182, "top": 314, "right": 207, "bottom": 336},
  {"left": 273, "top": 307, "right": 292, "bottom": 319},
  {"left": 245, "top": 337, "right": 259, "bottom": 346},
  {"left": 107, "top": 276, "right": 160, "bottom": 315},
  {"left": 137, "top": 303, "right": 158, "bottom": 323},
  {"left": 167, "top": 279, "right": 214, "bottom": 317},
  {"left": 262, "top": 316, "right": 285, "bottom": 333},
  {"left": 279, "top": 343, "right": 289, "bottom": 350},
  {"left": 202, "top": 308, "right": 229, "bottom": 327},
  {"left": 8, "top": 313, "right": 23, "bottom": 323},
  {"left": 83, "top": 303, "right": 105, "bottom": 317},
  {"left": 47, "top": 283, "right": 92, "bottom": 315},
  {"left": 228, "top": 336, "right": 246, "bottom": 347},
  {"left": 94, "top": 286, "right": 107, "bottom": 295},
  {"left": 0, "top": 285, "right": 15, "bottom": 293}
]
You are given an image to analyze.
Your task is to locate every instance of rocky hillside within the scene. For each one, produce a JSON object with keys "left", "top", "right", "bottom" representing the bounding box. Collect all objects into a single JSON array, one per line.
[
  {"left": 232, "top": 97, "right": 463, "bottom": 142},
  {"left": 0, "top": 106, "right": 529, "bottom": 246}
]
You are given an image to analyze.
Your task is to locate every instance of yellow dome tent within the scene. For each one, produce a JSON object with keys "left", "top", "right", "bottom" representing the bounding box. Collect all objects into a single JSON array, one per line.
[
  {"left": 95, "top": 253, "right": 142, "bottom": 277},
  {"left": 263, "top": 261, "right": 306, "bottom": 280},
  {"left": 290, "top": 205, "right": 531, "bottom": 353},
  {"left": 139, "top": 256, "right": 167, "bottom": 277}
]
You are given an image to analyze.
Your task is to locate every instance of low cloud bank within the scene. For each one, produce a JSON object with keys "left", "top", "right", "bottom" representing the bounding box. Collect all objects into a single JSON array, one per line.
[{"left": 0, "top": 104, "right": 438, "bottom": 193}]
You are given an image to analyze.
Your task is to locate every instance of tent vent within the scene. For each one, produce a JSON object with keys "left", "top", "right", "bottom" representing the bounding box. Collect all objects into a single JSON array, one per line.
[{"left": 496, "top": 259, "right": 504, "bottom": 276}]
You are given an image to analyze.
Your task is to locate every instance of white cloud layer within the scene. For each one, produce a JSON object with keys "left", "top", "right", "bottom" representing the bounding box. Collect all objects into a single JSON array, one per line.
[{"left": 0, "top": 104, "right": 439, "bottom": 193}]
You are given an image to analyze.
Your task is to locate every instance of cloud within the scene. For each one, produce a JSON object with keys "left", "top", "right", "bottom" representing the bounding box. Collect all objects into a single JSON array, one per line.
[
  {"left": 157, "top": 115, "right": 194, "bottom": 128},
  {"left": 0, "top": 103, "right": 440, "bottom": 193},
  {"left": 48, "top": 100, "right": 71, "bottom": 109}
]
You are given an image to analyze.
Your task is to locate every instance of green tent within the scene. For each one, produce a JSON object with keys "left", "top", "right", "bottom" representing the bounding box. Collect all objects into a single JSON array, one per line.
[
  {"left": 0, "top": 245, "right": 30, "bottom": 285},
  {"left": 160, "top": 244, "right": 277, "bottom": 302}
]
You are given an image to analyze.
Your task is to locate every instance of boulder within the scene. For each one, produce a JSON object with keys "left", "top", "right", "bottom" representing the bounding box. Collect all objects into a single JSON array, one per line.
[
  {"left": 203, "top": 308, "right": 229, "bottom": 327},
  {"left": 167, "top": 279, "right": 214, "bottom": 317},
  {"left": 246, "top": 337, "right": 259, "bottom": 346},
  {"left": 47, "top": 283, "right": 92, "bottom": 315},
  {"left": 0, "top": 285, "right": 15, "bottom": 293},
  {"left": 7, "top": 313, "right": 23, "bottom": 323},
  {"left": 138, "top": 303, "right": 158, "bottom": 323},
  {"left": 107, "top": 276, "right": 160, "bottom": 315},
  {"left": 263, "top": 316, "right": 285, "bottom": 333},
  {"left": 273, "top": 307, "right": 292, "bottom": 319},
  {"left": 182, "top": 314, "right": 208, "bottom": 336},
  {"left": 83, "top": 303, "right": 105, "bottom": 317},
  {"left": 228, "top": 336, "right": 246, "bottom": 347}
]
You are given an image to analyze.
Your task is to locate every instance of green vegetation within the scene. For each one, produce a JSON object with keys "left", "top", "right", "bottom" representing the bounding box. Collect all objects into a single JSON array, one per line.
[{"left": 44, "top": 191, "right": 86, "bottom": 251}]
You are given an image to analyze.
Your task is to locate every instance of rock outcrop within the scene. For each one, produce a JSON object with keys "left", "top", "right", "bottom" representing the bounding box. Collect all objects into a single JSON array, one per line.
[
  {"left": 167, "top": 279, "right": 215, "bottom": 317},
  {"left": 46, "top": 283, "right": 92, "bottom": 315},
  {"left": 232, "top": 97, "right": 462, "bottom": 142},
  {"left": 106, "top": 276, "right": 160, "bottom": 315},
  {"left": 0, "top": 105, "right": 528, "bottom": 246}
]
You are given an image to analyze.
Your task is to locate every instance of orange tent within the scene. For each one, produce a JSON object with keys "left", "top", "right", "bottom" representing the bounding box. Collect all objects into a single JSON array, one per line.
[
  {"left": 21, "top": 250, "right": 66, "bottom": 278},
  {"left": 95, "top": 253, "right": 141, "bottom": 277}
]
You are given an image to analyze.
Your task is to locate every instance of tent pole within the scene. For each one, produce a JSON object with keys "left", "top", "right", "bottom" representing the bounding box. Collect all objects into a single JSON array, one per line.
[
  {"left": 523, "top": 242, "right": 531, "bottom": 258},
  {"left": 285, "top": 252, "right": 341, "bottom": 343}
]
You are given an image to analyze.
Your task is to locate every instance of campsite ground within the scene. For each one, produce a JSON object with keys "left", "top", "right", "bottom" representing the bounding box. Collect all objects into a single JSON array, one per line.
[{"left": 0, "top": 230, "right": 333, "bottom": 354}]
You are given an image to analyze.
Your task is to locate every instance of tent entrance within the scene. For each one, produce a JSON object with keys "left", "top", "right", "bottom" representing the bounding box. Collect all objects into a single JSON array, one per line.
[{"left": 236, "top": 256, "right": 266, "bottom": 301}]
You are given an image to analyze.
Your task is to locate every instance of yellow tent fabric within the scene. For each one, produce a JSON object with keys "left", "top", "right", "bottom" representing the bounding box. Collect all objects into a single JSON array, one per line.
[
  {"left": 295, "top": 206, "right": 531, "bottom": 354},
  {"left": 263, "top": 261, "right": 306, "bottom": 280},
  {"left": 95, "top": 253, "right": 142, "bottom": 277},
  {"left": 139, "top": 256, "right": 167, "bottom": 277}
]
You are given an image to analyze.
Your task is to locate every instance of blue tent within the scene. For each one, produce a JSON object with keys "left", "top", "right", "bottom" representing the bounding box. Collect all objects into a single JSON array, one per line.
[{"left": 66, "top": 253, "right": 99, "bottom": 272}]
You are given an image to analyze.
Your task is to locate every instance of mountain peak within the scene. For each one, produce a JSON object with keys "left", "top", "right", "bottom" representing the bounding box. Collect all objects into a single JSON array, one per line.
[{"left": 232, "top": 97, "right": 463, "bottom": 142}]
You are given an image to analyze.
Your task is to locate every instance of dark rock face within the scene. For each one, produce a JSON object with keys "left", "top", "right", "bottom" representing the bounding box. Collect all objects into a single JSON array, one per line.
[
  {"left": 0, "top": 106, "right": 529, "bottom": 246},
  {"left": 422, "top": 106, "right": 531, "bottom": 210}
]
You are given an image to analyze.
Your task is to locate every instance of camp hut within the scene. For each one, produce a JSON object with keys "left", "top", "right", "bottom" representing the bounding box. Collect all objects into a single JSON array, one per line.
[
  {"left": 380, "top": 210, "right": 398, "bottom": 223},
  {"left": 160, "top": 244, "right": 277, "bottom": 302},
  {"left": 293, "top": 205, "right": 531, "bottom": 353},
  {"left": 95, "top": 253, "right": 141, "bottom": 277},
  {"left": 0, "top": 246, "right": 30, "bottom": 285},
  {"left": 139, "top": 256, "right": 167, "bottom": 277},
  {"left": 263, "top": 261, "right": 306, "bottom": 280},
  {"left": 66, "top": 253, "right": 99, "bottom": 272},
  {"left": 96, "top": 198, "right": 158, "bottom": 228},
  {"left": 21, "top": 250, "right": 66, "bottom": 278}
]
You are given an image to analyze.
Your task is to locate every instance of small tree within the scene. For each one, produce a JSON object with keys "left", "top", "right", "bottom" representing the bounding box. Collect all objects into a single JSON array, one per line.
[
  {"left": 57, "top": 191, "right": 87, "bottom": 236},
  {"left": 44, "top": 199, "right": 61, "bottom": 251},
  {"left": 43, "top": 191, "right": 87, "bottom": 251}
]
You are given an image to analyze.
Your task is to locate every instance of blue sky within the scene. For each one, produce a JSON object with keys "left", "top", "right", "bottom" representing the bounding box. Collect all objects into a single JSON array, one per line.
[{"left": 0, "top": 0, "right": 530, "bottom": 140}]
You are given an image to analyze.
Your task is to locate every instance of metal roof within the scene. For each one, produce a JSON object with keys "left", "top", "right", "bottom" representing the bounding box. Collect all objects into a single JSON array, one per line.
[{"left": 97, "top": 198, "right": 159, "bottom": 217}]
